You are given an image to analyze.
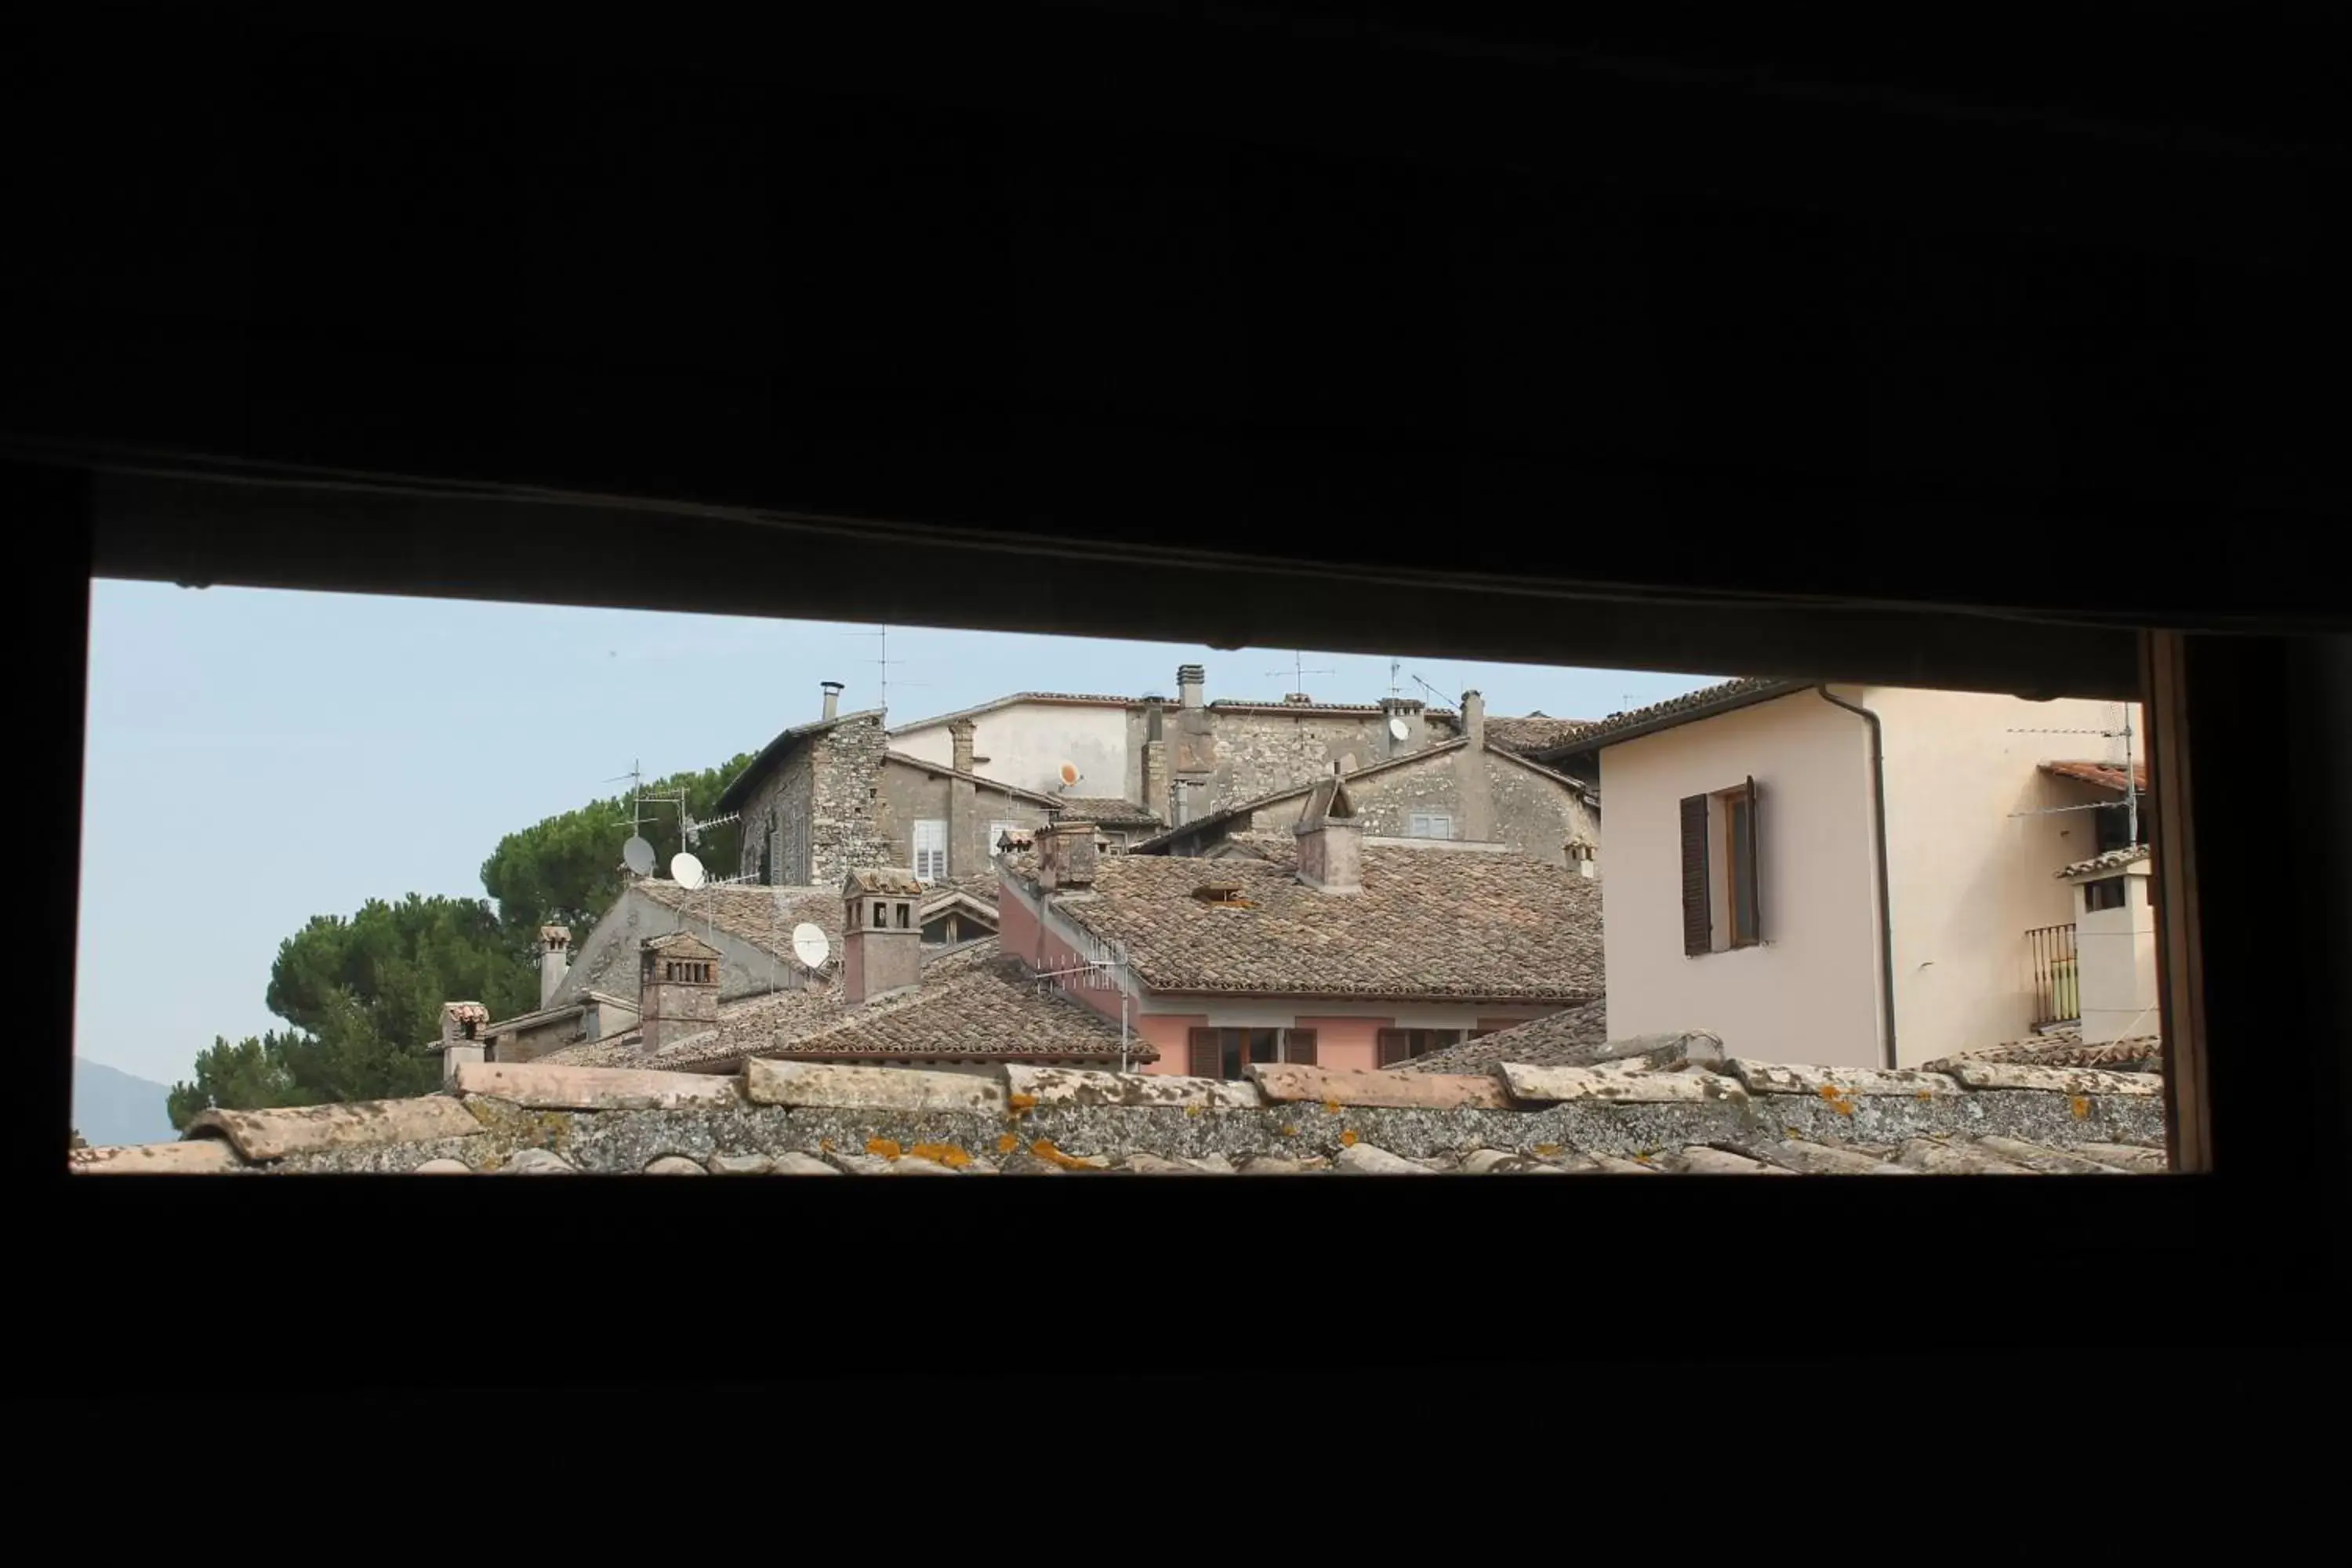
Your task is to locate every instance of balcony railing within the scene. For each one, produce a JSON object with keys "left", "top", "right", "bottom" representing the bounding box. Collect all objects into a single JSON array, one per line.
[{"left": 2027, "top": 922, "right": 2079, "bottom": 1028}]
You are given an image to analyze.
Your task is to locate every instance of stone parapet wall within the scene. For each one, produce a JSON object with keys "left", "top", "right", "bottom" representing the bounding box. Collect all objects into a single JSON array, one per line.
[{"left": 71, "top": 1054, "right": 2169, "bottom": 1178}]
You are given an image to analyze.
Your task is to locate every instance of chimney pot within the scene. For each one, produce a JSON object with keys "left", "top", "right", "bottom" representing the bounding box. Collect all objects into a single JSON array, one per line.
[
  {"left": 949, "top": 717, "right": 977, "bottom": 773},
  {"left": 638, "top": 932, "right": 721, "bottom": 1053},
  {"left": 1292, "top": 777, "right": 1363, "bottom": 895},
  {"left": 841, "top": 866, "right": 924, "bottom": 1005},
  {"left": 820, "top": 680, "right": 846, "bottom": 720},
  {"left": 1037, "top": 818, "right": 1100, "bottom": 890},
  {"left": 1461, "top": 689, "right": 1487, "bottom": 750},
  {"left": 1178, "top": 664, "right": 1207, "bottom": 710},
  {"left": 537, "top": 925, "right": 572, "bottom": 1009}
]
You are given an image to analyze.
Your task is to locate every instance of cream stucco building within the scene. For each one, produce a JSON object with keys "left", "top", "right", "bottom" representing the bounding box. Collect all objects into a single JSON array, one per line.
[{"left": 1537, "top": 679, "right": 2148, "bottom": 1069}]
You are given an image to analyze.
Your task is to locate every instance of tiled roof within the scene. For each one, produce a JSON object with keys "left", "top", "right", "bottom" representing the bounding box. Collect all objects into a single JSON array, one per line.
[
  {"left": 96, "top": 1053, "right": 2168, "bottom": 1176},
  {"left": 2042, "top": 759, "right": 2151, "bottom": 795},
  {"left": 1962, "top": 1026, "right": 2163, "bottom": 1074},
  {"left": 2058, "top": 844, "right": 2152, "bottom": 879},
  {"left": 758, "top": 948, "right": 1148, "bottom": 1065},
  {"left": 1394, "top": 1000, "right": 1610, "bottom": 1075},
  {"left": 1484, "top": 716, "right": 1595, "bottom": 757},
  {"left": 890, "top": 691, "right": 1147, "bottom": 733},
  {"left": 1026, "top": 840, "right": 1603, "bottom": 1000},
  {"left": 1527, "top": 677, "right": 1805, "bottom": 760},
  {"left": 884, "top": 750, "right": 1067, "bottom": 808},
  {"left": 636, "top": 880, "right": 845, "bottom": 967},
  {"left": 714, "top": 707, "right": 886, "bottom": 813},
  {"left": 1052, "top": 796, "right": 1163, "bottom": 827}
]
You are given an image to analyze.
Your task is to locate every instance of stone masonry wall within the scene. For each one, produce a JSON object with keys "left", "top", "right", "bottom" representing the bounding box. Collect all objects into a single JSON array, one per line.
[{"left": 1235, "top": 750, "right": 1595, "bottom": 864}]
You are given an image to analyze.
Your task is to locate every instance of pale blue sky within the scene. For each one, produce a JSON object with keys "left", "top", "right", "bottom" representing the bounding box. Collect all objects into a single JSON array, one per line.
[{"left": 75, "top": 579, "right": 1719, "bottom": 1085}]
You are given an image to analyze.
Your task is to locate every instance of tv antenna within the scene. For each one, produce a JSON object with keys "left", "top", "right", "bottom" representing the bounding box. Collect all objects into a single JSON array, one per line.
[
  {"left": 839, "top": 624, "right": 927, "bottom": 712},
  {"left": 1407, "top": 672, "right": 1452, "bottom": 707},
  {"left": 1265, "top": 650, "right": 1335, "bottom": 698},
  {"left": 2005, "top": 703, "right": 2142, "bottom": 844},
  {"left": 609, "top": 758, "right": 687, "bottom": 872}
]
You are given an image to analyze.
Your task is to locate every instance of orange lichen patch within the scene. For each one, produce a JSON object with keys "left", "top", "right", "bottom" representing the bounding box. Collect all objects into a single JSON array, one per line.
[
  {"left": 996, "top": 1134, "right": 1020, "bottom": 1155},
  {"left": 1007, "top": 1091, "right": 1036, "bottom": 1112},
  {"left": 2071, "top": 1095, "right": 2092, "bottom": 1120},
  {"left": 1185, "top": 1104, "right": 1204, "bottom": 1117},
  {"left": 1534, "top": 1143, "right": 1562, "bottom": 1157},
  {"left": 818, "top": 1137, "right": 836, "bottom": 1153},
  {"left": 1817, "top": 1086, "right": 1857, "bottom": 1117},
  {"left": 909, "top": 1142, "right": 972, "bottom": 1168},
  {"left": 1322, "top": 1100, "right": 1343, "bottom": 1116},
  {"left": 1029, "top": 1138, "right": 1092, "bottom": 1170},
  {"left": 866, "top": 1138, "right": 904, "bottom": 1160},
  {"left": 1279, "top": 1124, "right": 1298, "bottom": 1137},
  {"left": 1916, "top": 1091, "right": 1936, "bottom": 1101},
  {"left": 1339, "top": 1129, "right": 1359, "bottom": 1147}
]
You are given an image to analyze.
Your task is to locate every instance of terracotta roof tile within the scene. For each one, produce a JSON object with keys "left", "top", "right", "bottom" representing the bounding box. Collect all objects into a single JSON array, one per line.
[
  {"left": 2058, "top": 844, "right": 2152, "bottom": 878},
  {"left": 1963, "top": 1026, "right": 2163, "bottom": 1073},
  {"left": 1393, "top": 1000, "right": 1610, "bottom": 1074},
  {"left": 1483, "top": 716, "right": 1596, "bottom": 757},
  {"left": 1052, "top": 796, "right": 1163, "bottom": 827},
  {"left": 1526, "top": 677, "right": 1804, "bottom": 758},
  {"left": 1029, "top": 842, "right": 1602, "bottom": 1000},
  {"left": 635, "top": 880, "right": 845, "bottom": 968},
  {"left": 2041, "top": 759, "right": 2151, "bottom": 795}
]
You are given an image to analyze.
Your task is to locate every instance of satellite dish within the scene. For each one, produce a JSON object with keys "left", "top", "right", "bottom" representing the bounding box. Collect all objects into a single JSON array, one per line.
[
  {"left": 1059, "top": 761, "right": 1082, "bottom": 786},
  {"left": 791, "top": 922, "right": 832, "bottom": 970},
  {"left": 1387, "top": 716, "right": 1410, "bottom": 741},
  {"left": 622, "top": 836, "right": 656, "bottom": 875},
  {"left": 670, "top": 851, "right": 706, "bottom": 889}
]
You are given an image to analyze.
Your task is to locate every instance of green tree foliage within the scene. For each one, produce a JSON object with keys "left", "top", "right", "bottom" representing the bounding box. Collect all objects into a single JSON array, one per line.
[
  {"left": 172, "top": 754, "right": 754, "bottom": 1121},
  {"left": 479, "top": 754, "right": 753, "bottom": 956}
]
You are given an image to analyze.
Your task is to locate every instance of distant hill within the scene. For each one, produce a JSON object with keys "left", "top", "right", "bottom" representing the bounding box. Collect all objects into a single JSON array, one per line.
[{"left": 73, "top": 1057, "right": 177, "bottom": 1147}]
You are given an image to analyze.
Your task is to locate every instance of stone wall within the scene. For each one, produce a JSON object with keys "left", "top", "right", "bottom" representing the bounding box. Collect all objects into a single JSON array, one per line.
[
  {"left": 737, "top": 717, "right": 895, "bottom": 887},
  {"left": 1161, "top": 705, "right": 1467, "bottom": 821},
  {"left": 1231, "top": 750, "right": 1597, "bottom": 864},
  {"left": 78, "top": 1055, "right": 2170, "bottom": 1178},
  {"left": 880, "top": 759, "right": 1054, "bottom": 880}
]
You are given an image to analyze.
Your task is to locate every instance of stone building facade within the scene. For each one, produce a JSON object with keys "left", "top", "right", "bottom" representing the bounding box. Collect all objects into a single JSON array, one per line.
[{"left": 720, "top": 708, "right": 895, "bottom": 888}]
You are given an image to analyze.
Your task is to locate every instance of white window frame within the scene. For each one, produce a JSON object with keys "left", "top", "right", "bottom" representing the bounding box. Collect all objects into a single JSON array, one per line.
[
  {"left": 913, "top": 818, "right": 949, "bottom": 883},
  {"left": 1408, "top": 811, "right": 1454, "bottom": 840}
]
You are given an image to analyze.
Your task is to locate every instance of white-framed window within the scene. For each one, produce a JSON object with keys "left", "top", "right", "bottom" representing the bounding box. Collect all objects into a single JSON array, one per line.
[
  {"left": 1408, "top": 811, "right": 1454, "bottom": 840},
  {"left": 913, "top": 818, "right": 948, "bottom": 883}
]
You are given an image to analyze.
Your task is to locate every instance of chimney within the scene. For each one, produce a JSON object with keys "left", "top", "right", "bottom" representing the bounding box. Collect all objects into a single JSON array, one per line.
[
  {"left": 1378, "top": 696, "right": 1426, "bottom": 760},
  {"left": 1178, "top": 663, "right": 1206, "bottom": 710},
  {"left": 2069, "top": 851, "right": 2158, "bottom": 1044},
  {"left": 1568, "top": 837, "right": 1599, "bottom": 879},
  {"left": 821, "top": 680, "right": 845, "bottom": 720},
  {"left": 638, "top": 932, "right": 720, "bottom": 1053},
  {"left": 1461, "top": 689, "right": 1487, "bottom": 750},
  {"left": 842, "top": 866, "right": 924, "bottom": 1005},
  {"left": 437, "top": 1000, "right": 489, "bottom": 1083},
  {"left": 537, "top": 924, "right": 572, "bottom": 1008},
  {"left": 1037, "top": 818, "right": 1100, "bottom": 891},
  {"left": 949, "top": 717, "right": 976, "bottom": 773},
  {"left": 1293, "top": 776, "right": 1363, "bottom": 895},
  {"left": 1142, "top": 739, "right": 1170, "bottom": 824}
]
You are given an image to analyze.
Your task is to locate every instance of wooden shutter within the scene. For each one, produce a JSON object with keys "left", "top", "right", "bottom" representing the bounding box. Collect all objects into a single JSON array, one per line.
[
  {"left": 1286, "top": 1029, "right": 1318, "bottom": 1066},
  {"left": 1680, "top": 793, "right": 1711, "bottom": 956},
  {"left": 1377, "top": 1028, "right": 1410, "bottom": 1067},
  {"left": 1744, "top": 775, "right": 1762, "bottom": 946},
  {"left": 1188, "top": 1028, "right": 1221, "bottom": 1078}
]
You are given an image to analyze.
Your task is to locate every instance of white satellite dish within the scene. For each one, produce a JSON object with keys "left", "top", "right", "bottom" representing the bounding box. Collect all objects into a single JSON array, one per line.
[
  {"left": 1387, "top": 716, "right": 1410, "bottom": 741},
  {"left": 622, "top": 835, "right": 656, "bottom": 876},
  {"left": 670, "top": 851, "right": 706, "bottom": 890},
  {"left": 791, "top": 922, "right": 832, "bottom": 970}
]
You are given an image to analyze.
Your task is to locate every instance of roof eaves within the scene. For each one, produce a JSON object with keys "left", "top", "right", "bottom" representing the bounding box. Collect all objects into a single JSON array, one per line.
[
  {"left": 1529, "top": 677, "right": 1809, "bottom": 760},
  {"left": 1130, "top": 739, "right": 1474, "bottom": 851},
  {"left": 882, "top": 750, "right": 1066, "bottom": 808},
  {"left": 715, "top": 708, "right": 887, "bottom": 812}
]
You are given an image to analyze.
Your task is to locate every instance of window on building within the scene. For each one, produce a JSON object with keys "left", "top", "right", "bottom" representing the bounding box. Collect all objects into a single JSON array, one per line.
[
  {"left": 1680, "top": 779, "right": 1762, "bottom": 955},
  {"left": 913, "top": 818, "right": 948, "bottom": 882},
  {"left": 1377, "top": 1028, "right": 1465, "bottom": 1065},
  {"left": 1187, "top": 1027, "right": 1318, "bottom": 1079},
  {"left": 1407, "top": 811, "right": 1454, "bottom": 840},
  {"left": 2085, "top": 877, "right": 2128, "bottom": 913}
]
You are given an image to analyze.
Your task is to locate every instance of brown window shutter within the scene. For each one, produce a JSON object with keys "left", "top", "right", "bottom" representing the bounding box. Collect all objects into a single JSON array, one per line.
[
  {"left": 1680, "top": 793, "right": 1711, "bottom": 956},
  {"left": 1744, "top": 775, "right": 1762, "bottom": 946},
  {"left": 1286, "top": 1029, "right": 1318, "bottom": 1066},
  {"left": 1188, "top": 1028, "right": 1220, "bottom": 1078},
  {"left": 1377, "top": 1028, "right": 1410, "bottom": 1067}
]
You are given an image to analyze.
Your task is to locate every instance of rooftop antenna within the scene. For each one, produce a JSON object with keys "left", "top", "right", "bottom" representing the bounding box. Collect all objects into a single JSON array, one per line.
[
  {"left": 1265, "top": 650, "right": 1335, "bottom": 698},
  {"left": 1388, "top": 658, "right": 1403, "bottom": 699},
  {"left": 839, "top": 623, "right": 928, "bottom": 713},
  {"left": 1407, "top": 671, "right": 1451, "bottom": 707},
  {"left": 2004, "top": 702, "right": 2143, "bottom": 843}
]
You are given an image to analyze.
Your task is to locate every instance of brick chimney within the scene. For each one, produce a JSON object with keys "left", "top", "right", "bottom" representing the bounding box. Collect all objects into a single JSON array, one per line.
[
  {"left": 821, "top": 680, "right": 845, "bottom": 720},
  {"left": 537, "top": 924, "right": 572, "bottom": 1008},
  {"left": 638, "top": 931, "right": 720, "bottom": 1053},
  {"left": 1178, "top": 663, "right": 1206, "bottom": 710},
  {"left": 1037, "top": 818, "right": 1100, "bottom": 891},
  {"left": 843, "top": 866, "right": 924, "bottom": 1005},
  {"left": 1293, "top": 775, "right": 1362, "bottom": 895},
  {"left": 437, "top": 1000, "right": 489, "bottom": 1083},
  {"left": 949, "top": 717, "right": 977, "bottom": 773}
]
